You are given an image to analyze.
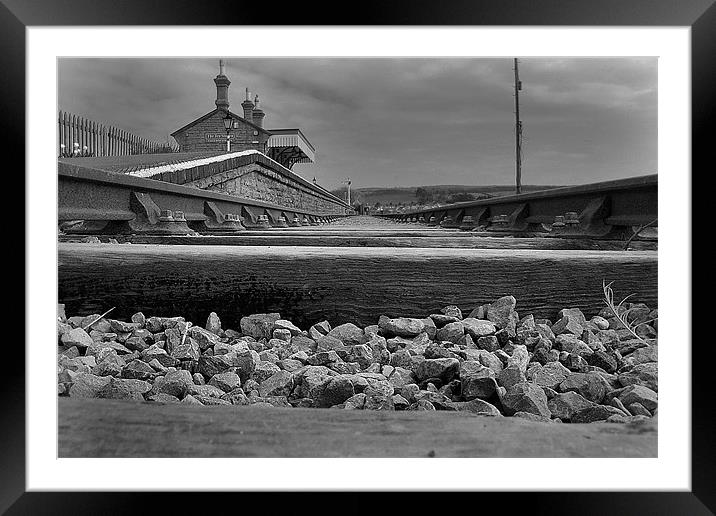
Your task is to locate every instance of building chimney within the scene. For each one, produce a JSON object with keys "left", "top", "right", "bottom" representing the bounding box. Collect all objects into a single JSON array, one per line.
[
  {"left": 214, "top": 59, "right": 231, "bottom": 112},
  {"left": 241, "top": 87, "right": 254, "bottom": 121},
  {"left": 252, "top": 94, "right": 265, "bottom": 128}
]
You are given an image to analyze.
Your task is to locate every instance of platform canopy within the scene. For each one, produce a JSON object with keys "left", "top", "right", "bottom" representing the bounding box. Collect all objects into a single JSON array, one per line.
[{"left": 267, "top": 128, "right": 316, "bottom": 169}]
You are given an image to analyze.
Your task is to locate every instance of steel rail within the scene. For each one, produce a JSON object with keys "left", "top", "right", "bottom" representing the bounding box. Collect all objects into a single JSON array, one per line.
[
  {"left": 379, "top": 174, "right": 657, "bottom": 239},
  {"left": 58, "top": 162, "right": 348, "bottom": 235}
]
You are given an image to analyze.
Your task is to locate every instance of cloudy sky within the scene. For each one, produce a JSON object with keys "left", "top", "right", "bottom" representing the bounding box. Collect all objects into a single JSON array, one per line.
[{"left": 58, "top": 57, "right": 657, "bottom": 190}]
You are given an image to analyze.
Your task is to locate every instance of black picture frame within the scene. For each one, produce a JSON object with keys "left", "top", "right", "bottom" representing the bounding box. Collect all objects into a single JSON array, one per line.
[{"left": 5, "top": 0, "right": 710, "bottom": 513}]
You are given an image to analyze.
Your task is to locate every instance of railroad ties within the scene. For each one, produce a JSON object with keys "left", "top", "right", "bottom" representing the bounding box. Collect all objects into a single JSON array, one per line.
[
  {"left": 57, "top": 173, "right": 658, "bottom": 458},
  {"left": 58, "top": 167, "right": 657, "bottom": 328}
]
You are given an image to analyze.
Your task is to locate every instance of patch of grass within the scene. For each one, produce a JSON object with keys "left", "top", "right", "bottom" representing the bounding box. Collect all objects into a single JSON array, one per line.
[{"left": 602, "top": 280, "right": 657, "bottom": 345}]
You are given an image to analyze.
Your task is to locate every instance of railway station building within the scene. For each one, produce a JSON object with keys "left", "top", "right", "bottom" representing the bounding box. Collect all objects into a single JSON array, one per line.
[{"left": 170, "top": 60, "right": 316, "bottom": 170}]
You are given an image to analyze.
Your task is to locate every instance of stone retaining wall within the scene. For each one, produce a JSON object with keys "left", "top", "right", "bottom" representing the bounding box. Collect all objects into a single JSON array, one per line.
[{"left": 146, "top": 152, "right": 347, "bottom": 215}]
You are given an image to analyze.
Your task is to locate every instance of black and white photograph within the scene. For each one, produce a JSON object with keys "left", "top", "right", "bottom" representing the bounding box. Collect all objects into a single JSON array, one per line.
[
  {"left": 7, "top": 5, "right": 709, "bottom": 507},
  {"left": 55, "top": 55, "right": 660, "bottom": 457}
]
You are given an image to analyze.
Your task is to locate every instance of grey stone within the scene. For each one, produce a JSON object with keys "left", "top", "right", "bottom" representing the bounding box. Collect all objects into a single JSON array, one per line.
[
  {"left": 487, "top": 296, "right": 516, "bottom": 328},
  {"left": 188, "top": 326, "right": 220, "bottom": 350},
  {"left": 124, "top": 336, "right": 151, "bottom": 352},
  {"left": 378, "top": 315, "right": 427, "bottom": 337},
  {"left": 316, "top": 376, "right": 355, "bottom": 407},
  {"left": 547, "top": 391, "right": 595, "bottom": 420},
  {"left": 618, "top": 362, "right": 658, "bottom": 391},
  {"left": 259, "top": 350, "right": 280, "bottom": 363},
  {"left": 327, "top": 323, "right": 365, "bottom": 346},
  {"left": 497, "top": 365, "right": 527, "bottom": 390},
  {"left": 615, "top": 339, "right": 649, "bottom": 356},
  {"left": 460, "top": 361, "right": 498, "bottom": 400},
  {"left": 562, "top": 353, "right": 590, "bottom": 372},
  {"left": 252, "top": 361, "right": 281, "bottom": 383},
  {"left": 429, "top": 314, "right": 461, "bottom": 327},
  {"left": 170, "top": 338, "right": 200, "bottom": 361},
  {"left": 121, "top": 359, "right": 156, "bottom": 380},
  {"left": 364, "top": 393, "right": 395, "bottom": 410},
  {"left": 556, "top": 335, "right": 593, "bottom": 357},
  {"left": 387, "top": 366, "right": 416, "bottom": 390},
  {"left": 476, "top": 335, "right": 500, "bottom": 352},
  {"left": 558, "top": 308, "right": 587, "bottom": 326},
  {"left": 529, "top": 361, "right": 571, "bottom": 390},
  {"left": 61, "top": 327, "right": 94, "bottom": 349},
  {"left": 108, "top": 319, "right": 141, "bottom": 334},
  {"left": 97, "top": 377, "right": 151, "bottom": 400},
  {"left": 208, "top": 371, "right": 241, "bottom": 392},
  {"left": 411, "top": 400, "right": 436, "bottom": 411},
  {"left": 451, "top": 398, "right": 501, "bottom": 416},
  {"left": 141, "top": 346, "right": 179, "bottom": 368},
  {"left": 364, "top": 325, "right": 380, "bottom": 337},
  {"left": 392, "top": 394, "right": 410, "bottom": 410},
  {"left": 425, "top": 344, "right": 459, "bottom": 360},
  {"left": 274, "top": 319, "right": 302, "bottom": 336},
  {"left": 221, "top": 388, "right": 250, "bottom": 405},
  {"left": 558, "top": 372, "right": 608, "bottom": 403},
  {"left": 189, "top": 383, "right": 225, "bottom": 398},
  {"left": 461, "top": 318, "right": 497, "bottom": 339},
  {"left": 627, "top": 402, "right": 652, "bottom": 417},
  {"left": 294, "top": 366, "right": 336, "bottom": 399},
  {"left": 151, "top": 369, "right": 194, "bottom": 399},
  {"left": 513, "top": 411, "right": 551, "bottom": 422},
  {"left": 587, "top": 350, "right": 618, "bottom": 373},
  {"left": 572, "top": 404, "right": 627, "bottom": 423},
  {"left": 609, "top": 396, "right": 632, "bottom": 415},
  {"left": 315, "top": 335, "right": 345, "bottom": 352},
  {"left": 618, "top": 384, "right": 658, "bottom": 411},
  {"left": 435, "top": 321, "right": 465, "bottom": 343},
  {"left": 92, "top": 353, "right": 126, "bottom": 377},
  {"left": 414, "top": 358, "right": 460, "bottom": 383},
  {"left": 308, "top": 321, "right": 331, "bottom": 339},
  {"left": 240, "top": 313, "right": 281, "bottom": 340},
  {"left": 501, "top": 382, "right": 551, "bottom": 418},
  {"left": 277, "top": 358, "right": 304, "bottom": 372},
  {"left": 68, "top": 373, "right": 111, "bottom": 398},
  {"left": 507, "top": 345, "right": 530, "bottom": 373},
  {"left": 205, "top": 312, "right": 222, "bottom": 334},
  {"left": 343, "top": 393, "right": 366, "bottom": 410},
  {"left": 259, "top": 370, "right": 295, "bottom": 397},
  {"left": 272, "top": 328, "right": 292, "bottom": 342},
  {"left": 329, "top": 362, "right": 361, "bottom": 375},
  {"left": 441, "top": 305, "right": 463, "bottom": 319},
  {"left": 344, "top": 344, "right": 374, "bottom": 369},
  {"left": 148, "top": 393, "right": 180, "bottom": 404},
  {"left": 361, "top": 375, "right": 392, "bottom": 395},
  {"left": 552, "top": 315, "right": 584, "bottom": 337},
  {"left": 626, "top": 346, "right": 658, "bottom": 365},
  {"left": 399, "top": 384, "right": 420, "bottom": 403},
  {"left": 590, "top": 316, "right": 610, "bottom": 330},
  {"left": 367, "top": 336, "right": 390, "bottom": 365}
]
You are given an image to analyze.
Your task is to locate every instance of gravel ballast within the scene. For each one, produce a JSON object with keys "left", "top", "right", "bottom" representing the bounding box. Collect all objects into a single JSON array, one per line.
[{"left": 57, "top": 297, "right": 658, "bottom": 424}]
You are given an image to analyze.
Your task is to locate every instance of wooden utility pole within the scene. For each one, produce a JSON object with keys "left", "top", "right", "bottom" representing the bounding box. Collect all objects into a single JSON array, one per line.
[{"left": 514, "top": 58, "right": 523, "bottom": 195}]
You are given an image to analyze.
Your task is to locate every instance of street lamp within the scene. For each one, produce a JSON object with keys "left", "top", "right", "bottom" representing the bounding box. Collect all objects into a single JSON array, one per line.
[{"left": 222, "top": 112, "right": 233, "bottom": 152}]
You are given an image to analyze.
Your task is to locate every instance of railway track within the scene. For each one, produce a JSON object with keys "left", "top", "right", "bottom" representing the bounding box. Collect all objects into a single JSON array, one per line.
[
  {"left": 57, "top": 167, "right": 658, "bottom": 458},
  {"left": 380, "top": 174, "right": 657, "bottom": 240},
  {"left": 58, "top": 162, "right": 656, "bottom": 241}
]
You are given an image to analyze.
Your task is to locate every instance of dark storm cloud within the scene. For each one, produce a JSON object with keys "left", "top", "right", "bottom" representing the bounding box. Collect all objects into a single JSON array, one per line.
[{"left": 58, "top": 57, "right": 656, "bottom": 189}]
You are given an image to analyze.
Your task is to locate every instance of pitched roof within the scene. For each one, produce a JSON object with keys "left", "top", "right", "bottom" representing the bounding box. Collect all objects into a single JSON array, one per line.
[{"left": 170, "top": 108, "right": 271, "bottom": 137}]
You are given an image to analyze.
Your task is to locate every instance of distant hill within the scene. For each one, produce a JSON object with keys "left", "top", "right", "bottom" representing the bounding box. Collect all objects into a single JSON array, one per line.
[{"left": 330, "top": 184, "right": 564, "bottom": 207}]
